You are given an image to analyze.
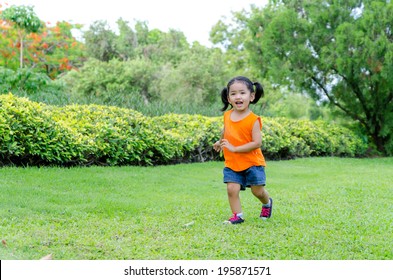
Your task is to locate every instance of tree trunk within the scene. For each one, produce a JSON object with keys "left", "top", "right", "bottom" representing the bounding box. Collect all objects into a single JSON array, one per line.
[
  {"left": 371, "top": 132, "right": 387, "bottom": 155},
  {"left": 19, "top": 30, "right": 24, "bottom": 68}
]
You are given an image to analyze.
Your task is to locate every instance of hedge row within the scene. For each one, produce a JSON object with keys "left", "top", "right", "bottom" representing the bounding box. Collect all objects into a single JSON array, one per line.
[
  {"left": 0, "top": 94, "right": 367, "bottom": 166},
  {"left": 262, "top": 117, "right": 367, "bottom": 159}
]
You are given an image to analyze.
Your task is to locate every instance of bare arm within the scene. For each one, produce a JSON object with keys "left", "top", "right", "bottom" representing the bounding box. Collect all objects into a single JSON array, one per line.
[{"left": 213, "top": 129, "right": 224, "bottom": 152}]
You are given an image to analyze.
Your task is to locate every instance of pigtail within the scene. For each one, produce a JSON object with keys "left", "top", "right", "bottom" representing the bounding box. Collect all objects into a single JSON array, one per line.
[
  {"left": 251, "top": 82, "right": 264, "bottom": 104},
  {"left": 220, "top": 87, "right": 232, "bottom": 111}
]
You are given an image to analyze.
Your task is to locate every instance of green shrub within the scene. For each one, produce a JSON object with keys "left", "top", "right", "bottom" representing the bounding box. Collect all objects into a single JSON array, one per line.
[
  {"left": 60, "top": 58, "right": 159, "bottom": 102},
  {"left": 0, "top": 67, "right": 56, "bottom": 94},
  {"left": 261, "top": 117, "right": 311, "bottom": 159},
  {"left": 261, "top": 117, "right": 367, "bottom": 159},
  {"left": 0, "top": 67, "right": 69, "bottom": 107},
  {"left": 0, "top": 94, "right": 85, "bottom": 165},
  {"left": 0, "top": 94, "right": 368, "bottom": 166},
  {"left": 151, "top": 114, "right": 222, "bottom": 162},
  {"left": 50, "top": 104, "right": 178, "bottom": 165}
]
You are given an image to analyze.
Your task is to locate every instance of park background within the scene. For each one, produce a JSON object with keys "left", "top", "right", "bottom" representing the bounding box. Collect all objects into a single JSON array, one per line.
[{"left": 0, "top": 0, "right": 392, "bottom": 260}]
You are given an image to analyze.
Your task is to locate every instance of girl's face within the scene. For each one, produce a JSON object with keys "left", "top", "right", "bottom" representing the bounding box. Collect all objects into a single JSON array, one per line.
[{"left": 227, "top": 81, "right": 255, "bottom": 112}]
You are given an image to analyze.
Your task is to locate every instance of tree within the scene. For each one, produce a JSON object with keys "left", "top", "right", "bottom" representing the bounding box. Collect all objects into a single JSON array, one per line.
[
  {"left": 115, "top": 18, "right": 138, "bottom": 60},
  {"left": 155, "top": 43, "right": 226, "bottom": 105},
  {"left": 83, "top": 20, "right": 117, "bottom": 62},
  {"left": 210, "top": 14, "right": 254, "bottom": 77},
  {"left": 0, "top": 10, "right": 86, "bottom": 78},
  {"left": 1, "top": 5, "right": 41, "bottom": 68},
  {"left": 60, "top": 57, "right": 159, "bottom": 103},
  {"left": 222, "top": 0, "right": 392, "bottom": 154},
  {"left": 30, "top": 21, "right": 85, "bottom": 78}
]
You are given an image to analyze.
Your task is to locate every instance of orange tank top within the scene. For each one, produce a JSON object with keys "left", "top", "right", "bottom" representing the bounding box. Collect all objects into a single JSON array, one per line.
[{"left": 223, "top": 110, "right": 266, "bottom": 171}]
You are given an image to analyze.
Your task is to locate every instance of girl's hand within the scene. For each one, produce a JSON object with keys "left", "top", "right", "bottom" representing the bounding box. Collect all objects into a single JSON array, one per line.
[
  {"left": 220, "top": 139, "right": 236, "bottom": 152},
  {"left": 213, "top": 140, "right": 221, "bottom": 152}
]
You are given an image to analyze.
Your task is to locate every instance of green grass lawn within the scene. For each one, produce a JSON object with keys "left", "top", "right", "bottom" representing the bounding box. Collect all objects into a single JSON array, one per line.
[{"left": 0, "top": 157, "right": 392, "bottom": 260}]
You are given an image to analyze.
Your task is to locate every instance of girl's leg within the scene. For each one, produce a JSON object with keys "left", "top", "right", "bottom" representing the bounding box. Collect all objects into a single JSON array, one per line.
[
  {"left": 251, "top": 185, "right": 273, "bottom": 219},
  {"left": 251, "top": 185, "right": 270, "bottom": 204},
  {"left": 227, "top": 182, "right": 242, "bottom": 214}
]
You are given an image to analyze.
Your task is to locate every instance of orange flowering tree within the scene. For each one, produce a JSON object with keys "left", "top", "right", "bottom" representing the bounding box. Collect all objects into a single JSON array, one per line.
[
  {"left": 27, "top": 21, "right": 86, "bottom": 78},
  {"left": 0, "top": 3, "right": 85, "bottom": 78},
  {"left": 1, "top": 4, "right": 41, "bottom": 68}
]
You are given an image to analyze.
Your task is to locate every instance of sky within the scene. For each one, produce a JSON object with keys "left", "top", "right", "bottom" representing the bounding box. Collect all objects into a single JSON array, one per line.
[{"left": 4, "top": 0, "right": 267, "bottom": 46}]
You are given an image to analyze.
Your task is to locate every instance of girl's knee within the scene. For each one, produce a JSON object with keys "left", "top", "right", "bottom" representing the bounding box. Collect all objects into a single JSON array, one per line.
[
  {"left": 251, "top": 185, "right": 266, "bottom": 197},
  {"left": 227, "top": 183, "right": 240, "bottom": 196}
]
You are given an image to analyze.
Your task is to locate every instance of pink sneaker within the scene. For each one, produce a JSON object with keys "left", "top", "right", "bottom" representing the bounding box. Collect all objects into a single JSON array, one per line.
[
  {"left": 224, "top": 213, "right": 244, "bottom": 224},
  {"left": 260, "top": 198, "right": 273, "bottom": 220}
]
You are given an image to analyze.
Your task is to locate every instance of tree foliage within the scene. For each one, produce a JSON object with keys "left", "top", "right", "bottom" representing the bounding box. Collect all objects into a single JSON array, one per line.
[
  {"left": 33, "top": 21, "right": 85, "bottom": 78},
  {"left": 83, "top": 19, "right": 190, "bottom": 64},
  {"left": 155, "top": 43, "right": 226, "bottom": 105},
  {"left": 0, "top": 5, "right": 85, "bottom": 78},
  {"left": 61, "top": 57, "right": 159, "bottom": 104},
  {"left": 1, "top": 5, "right": 41, "bottom": 68},
  {"left": 61, "top": 19, "right": 228, "bottom": 107},
  {"left": 214, "top": 0, "right": 393, "bottom": 154},
  {"left": 83, "top": 20, "right": 117, "bottom": 62}
]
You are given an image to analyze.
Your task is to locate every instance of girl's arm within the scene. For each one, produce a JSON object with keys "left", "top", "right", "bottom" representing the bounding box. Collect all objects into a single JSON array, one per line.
[
  {"left": 220, "top": 120, "right": 262, "bottom": 153},
  {"left": 213, "top": 129, "right": 225, "bottom": 152}
]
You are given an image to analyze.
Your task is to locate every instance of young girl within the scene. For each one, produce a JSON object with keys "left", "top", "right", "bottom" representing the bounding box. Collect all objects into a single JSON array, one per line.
[{"left": 213, "top": 76, "right": 272, "bottom": 224}]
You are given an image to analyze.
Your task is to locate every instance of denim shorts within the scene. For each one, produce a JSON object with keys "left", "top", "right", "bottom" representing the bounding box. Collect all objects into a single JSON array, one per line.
[{"left": 223, "top": 166, "right": 266, "bottom": 190}]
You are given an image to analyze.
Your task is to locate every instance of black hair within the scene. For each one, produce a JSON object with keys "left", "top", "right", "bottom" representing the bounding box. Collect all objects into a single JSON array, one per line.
[{"left": 220, "top": 76, "right": 264, "bottom": 111}]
